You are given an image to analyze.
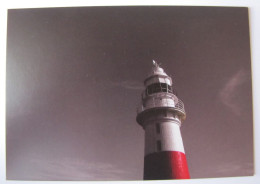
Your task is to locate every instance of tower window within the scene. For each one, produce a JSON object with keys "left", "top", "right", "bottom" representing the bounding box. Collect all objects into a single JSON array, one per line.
[
  {"left": 156, "top": 123, "right": 160, "bottom": 134},
  {"left": 157, "top": 140, "right": 162, "bottom": 151},
  {"left": 146, "top": 82, "right": 175, "bottom": 95},
  {"left": 161, "top": 83, "right": 167, "bottom": 92},
  {"left": 167, "top": 85, "right": 173, "bottom": 93}
]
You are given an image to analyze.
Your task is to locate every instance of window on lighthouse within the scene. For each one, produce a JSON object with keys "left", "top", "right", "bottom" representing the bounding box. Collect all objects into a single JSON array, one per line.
[
  {"left": 156, "top": 123, "right": 160, "bottom": 134},
  {"left": 161, "top": 83, "right": 167, "bottom": 92},
  {"left": 146, "top": 82, "right": 174, "bottom": 95},
  {"left": 167, "top": 85, "right": 173, "bottom": 93},
  {"left": 157, "top": 140, "right": 162, "bottom": 151}
]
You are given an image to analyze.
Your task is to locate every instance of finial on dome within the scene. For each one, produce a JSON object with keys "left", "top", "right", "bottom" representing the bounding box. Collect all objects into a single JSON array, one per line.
[{"left": 152, "top": 60, "right": 159, "bottom": 68}]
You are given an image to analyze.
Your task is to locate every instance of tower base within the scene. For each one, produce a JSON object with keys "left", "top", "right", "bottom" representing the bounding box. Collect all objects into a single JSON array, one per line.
[{"left": 144, "top": 151, "right": 190, "bottom": 180}]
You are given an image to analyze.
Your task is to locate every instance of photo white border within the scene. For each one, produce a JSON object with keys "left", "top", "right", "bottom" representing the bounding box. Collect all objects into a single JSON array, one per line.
[{"left": 0, "top": 0, "right": 259, "bottom": 184}]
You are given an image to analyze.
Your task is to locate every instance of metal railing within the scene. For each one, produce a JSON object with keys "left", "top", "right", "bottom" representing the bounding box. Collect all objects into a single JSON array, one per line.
[{"left": 137, "top": 93, "right": 185, "bottom": 115}]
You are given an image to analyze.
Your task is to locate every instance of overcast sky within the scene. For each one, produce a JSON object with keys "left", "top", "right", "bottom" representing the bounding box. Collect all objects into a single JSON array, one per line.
[{"left": 6, "top": 6, "right": 253, "bottom": 180}]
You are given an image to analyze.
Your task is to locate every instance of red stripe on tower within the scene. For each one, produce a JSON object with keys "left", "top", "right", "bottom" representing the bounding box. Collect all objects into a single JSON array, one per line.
[
  {"left": 136, "top": 60, "right": 190, "bottom": 180},
  {"left": 144, "top": 151, "right": 190, "bottom": 180}
]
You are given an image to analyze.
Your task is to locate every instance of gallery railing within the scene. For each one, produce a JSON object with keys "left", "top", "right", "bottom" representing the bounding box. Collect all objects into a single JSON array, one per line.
[{"left": 137, "top": 93, "right": 185, "bottom": 115}]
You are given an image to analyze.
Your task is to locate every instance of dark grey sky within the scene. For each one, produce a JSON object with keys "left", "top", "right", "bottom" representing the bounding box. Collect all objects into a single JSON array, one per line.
[{"left": 6, "top": 6, "right": 253, "bottom": 180}]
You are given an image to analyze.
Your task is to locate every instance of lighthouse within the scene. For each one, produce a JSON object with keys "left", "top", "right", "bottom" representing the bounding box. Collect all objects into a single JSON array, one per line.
[{"left": 136, "top": 61, "right": 190, "bottom": 180}]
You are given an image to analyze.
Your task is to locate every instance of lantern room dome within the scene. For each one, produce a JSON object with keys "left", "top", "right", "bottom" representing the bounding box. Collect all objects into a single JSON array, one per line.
[{"left": 149, "top": 60, "right": 168, "bottom": 77}]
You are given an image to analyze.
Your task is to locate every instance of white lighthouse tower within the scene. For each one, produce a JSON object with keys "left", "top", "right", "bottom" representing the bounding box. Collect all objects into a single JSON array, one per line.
[{"left": 136, "top": 61, "right": 190, "bottom": 180}]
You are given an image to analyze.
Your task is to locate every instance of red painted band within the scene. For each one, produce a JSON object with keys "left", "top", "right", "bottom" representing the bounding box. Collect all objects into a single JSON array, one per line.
[{"left": 144, "top": 151, "right": 190, "bottom": 180}]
